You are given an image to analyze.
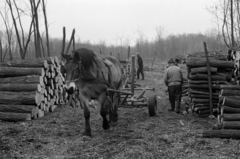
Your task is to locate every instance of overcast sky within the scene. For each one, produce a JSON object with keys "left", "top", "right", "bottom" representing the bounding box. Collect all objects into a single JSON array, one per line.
[{"left": 0, "top": 0, "right": 218, "bottom": 46}]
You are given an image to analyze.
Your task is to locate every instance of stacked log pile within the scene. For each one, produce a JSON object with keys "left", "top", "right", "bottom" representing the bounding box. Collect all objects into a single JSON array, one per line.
[
  {"left": 186, "top": 51, "right": 234, "bottom": 118},
  {"left": 199, "top": 85, "right": 240, "bottom": 139},
  {"left": 217, "top": 85, "right": 240, "bottom": 129},
  {"left": 0, "top": 57, "right": 66, "bottom": 121}
]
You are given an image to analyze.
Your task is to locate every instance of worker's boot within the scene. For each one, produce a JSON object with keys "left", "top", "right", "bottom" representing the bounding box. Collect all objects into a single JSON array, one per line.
[
  {"left": 168, "top": 101, "right": 175, "bottom": 112},
  {"left": 175, "top": 101, "right": 181, "bottom": 114}
]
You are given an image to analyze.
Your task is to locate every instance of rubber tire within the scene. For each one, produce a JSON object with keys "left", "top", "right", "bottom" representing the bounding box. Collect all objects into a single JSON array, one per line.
[{"left": 148, "top": 95, "right": 157, "bottom": 116}]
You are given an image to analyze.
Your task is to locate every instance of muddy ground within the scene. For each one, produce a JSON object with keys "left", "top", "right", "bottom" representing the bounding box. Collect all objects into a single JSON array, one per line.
[{"left": 0, "top": 62, "right": 240, "bottom": 159}]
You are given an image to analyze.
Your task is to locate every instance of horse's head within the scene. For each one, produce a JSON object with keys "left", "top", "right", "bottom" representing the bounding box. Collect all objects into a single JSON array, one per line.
[{"left": 62, "top": 53, "right": 81, "bottom": 94}]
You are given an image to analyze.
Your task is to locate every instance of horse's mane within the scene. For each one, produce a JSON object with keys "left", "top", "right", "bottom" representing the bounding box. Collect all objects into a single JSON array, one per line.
[{"left": 73, "top": 48, "right": 97, "bottom": 69}]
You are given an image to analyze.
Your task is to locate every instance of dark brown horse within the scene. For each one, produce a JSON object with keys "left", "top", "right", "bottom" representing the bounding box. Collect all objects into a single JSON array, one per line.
[{"left": 62, "top": 48, "right": 123, "bottom": 136}]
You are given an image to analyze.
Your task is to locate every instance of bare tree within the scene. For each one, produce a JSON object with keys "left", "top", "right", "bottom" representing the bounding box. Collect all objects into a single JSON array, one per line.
[{"left": 42, "top": 0, "right": 50, "bottom": 56}]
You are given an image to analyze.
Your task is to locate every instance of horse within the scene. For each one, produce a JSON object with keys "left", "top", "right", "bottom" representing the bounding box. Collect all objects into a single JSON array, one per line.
[{"left": 62, "top": 48, "right": 123, "bottom": 136}]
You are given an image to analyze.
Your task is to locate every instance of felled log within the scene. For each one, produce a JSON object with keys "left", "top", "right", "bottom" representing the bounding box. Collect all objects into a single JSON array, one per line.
[
  {"left": 199, "top": 129, "right": 240, "bottom": 139},
  {"left": 0, "top": 67, "right": 44, "bottom": 77},
  {"left": 189, "top": 84, "right": 220, "bottom": 89},
  {"left": 0, "top": 84, "right": 42, "bottom": 92},
  {"left": 194, "top": 103, "right": 218, "bottom": 108},
  {"left": 190, "top": 94, "right": 219, "bottom": 99},
  {"left": 190, "top": 74, "right": 227, "bottom": 81},
  {"left": 222, "top": 121, "right": 240, "bottom": 129},
  {"left": 190, "top": 90, "right": 219, "bottom": 96},
  {"left": 198, "top": 109, "right": 218, "bottom": 115},
  {"left": 222, "top": 114, "right": 240, "bottom": 121},
  {"left": 190, "top": 66, "right": 217, "bottom": 74},
  {"left": 219, "top": 85, "right": 240, "bottom": 90},
  {"left": 0, "top": 75, "right": 44, "bottom": 86},
  {"left": 187, "top": 51, "right": 227, "bottom": 60},
  {"left": 221, "top": 105, "right": 240, "bottom": 113},
  {"left": 223, "top": 97, "right": 240, "bottom": 108},
  {"left": 0, "top": 91, "right": 42, "bottom": 105},
  {"left": 192, "top": 98, "right": 218, "bottom": 103},
  {"left": 186, "top": 57, "right": 234, "bottom": 68},
  {"left": 189, "top": 80, "right": 229, "bottom": 84},
  {"left": 0, "top": 59, "right": 49, "bottom": 68},
  {"left": 194, "top": 106, "right": 218, "bottom": 112},
  {"left": 0, "top": 104, "right": 38, "bottom": 117},
  {"left": 0, "top": 112, "right": 31, "bottom": 121},
  {"left": 220, "top": 89, "right": 240, "bottom": 96}
]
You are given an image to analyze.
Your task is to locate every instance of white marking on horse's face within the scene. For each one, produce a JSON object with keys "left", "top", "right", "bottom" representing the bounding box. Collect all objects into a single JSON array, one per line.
[
  {"left": 64, "top": 81, "right": 76, "bottom": 94},
  {"left": 65, "top": 81, "right": 76, "bottom": 90}
]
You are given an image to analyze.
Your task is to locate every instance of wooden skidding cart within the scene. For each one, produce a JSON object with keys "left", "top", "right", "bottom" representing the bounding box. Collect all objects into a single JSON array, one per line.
[{"left": 108, "top": 55, "right": 158, "bottom": 116}]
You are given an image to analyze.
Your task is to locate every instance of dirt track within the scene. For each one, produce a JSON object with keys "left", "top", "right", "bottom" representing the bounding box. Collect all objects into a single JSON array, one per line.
[{"left": 1, "top": 62, "right": 240, "bottom": 159}]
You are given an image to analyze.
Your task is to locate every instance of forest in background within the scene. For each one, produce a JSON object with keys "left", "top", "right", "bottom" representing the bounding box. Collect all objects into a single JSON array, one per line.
[{"left": 0, "top": 0, "right": 239, "bottom": 62}]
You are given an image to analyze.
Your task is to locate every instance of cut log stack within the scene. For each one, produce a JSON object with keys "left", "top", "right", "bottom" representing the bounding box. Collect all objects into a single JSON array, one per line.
[
  {"left": 198, "top": 85, "right": 240, "bottom": 139},
  {"left": 0, "top": 57, "right": 66, "bottom": 122},
  {"left": 186, "top": 51, "right": 235, "bottom": 118},
  {"left": 217, "top": 85, "right": 240, "bottom": 129}
]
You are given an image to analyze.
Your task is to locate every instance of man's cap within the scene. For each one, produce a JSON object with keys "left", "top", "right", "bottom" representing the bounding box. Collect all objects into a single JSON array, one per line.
[
  {"left": 168, "top": 58, "right": 175, "bottom": 64},
  {"left": 136, "top": 52, "right": 140, "bottom": 55}
]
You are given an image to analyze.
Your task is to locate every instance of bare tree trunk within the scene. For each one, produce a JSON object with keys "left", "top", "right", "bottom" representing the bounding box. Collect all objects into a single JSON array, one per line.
[
  {"left": 230, "top": 0, "right": 234, "bottom": 47},
  {"left": 42, "top": 0, "right": 50, "bottom": 57},
  {"left": 6, "top": 0, "right": 24, "bottom": 59},
  {"left": 0, "top": 39, "right": 2, "bottom": 62}
]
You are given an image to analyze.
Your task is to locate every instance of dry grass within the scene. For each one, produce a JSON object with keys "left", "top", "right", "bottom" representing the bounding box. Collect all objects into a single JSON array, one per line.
[{"left": 0, "top": 62, "right": 240, "bottom": 159}]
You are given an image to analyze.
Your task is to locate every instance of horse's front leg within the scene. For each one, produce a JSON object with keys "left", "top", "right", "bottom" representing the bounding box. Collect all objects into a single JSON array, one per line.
[
  {"left": 109, "top": 93, "right": 118, "bottom": 127},
  {"left": 99, "top": 92, "right": 110, "bottom": 130},
  {"left": 80, "top": 96, "right": 91, "bottom": 136}
]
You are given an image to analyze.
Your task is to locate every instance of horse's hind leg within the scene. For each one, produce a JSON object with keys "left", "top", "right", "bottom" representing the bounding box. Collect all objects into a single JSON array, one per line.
[{"left": 99, "top": 93, "right": 110, "bottom": 130}]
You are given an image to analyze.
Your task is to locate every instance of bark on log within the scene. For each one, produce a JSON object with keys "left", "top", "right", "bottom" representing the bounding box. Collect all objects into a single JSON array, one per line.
[
  {"left": 194, "top": 106, "right": 218, "bottom": 112},
  {"left": 189, "top": 80, "right": 229, "bottom": 84},
  {"left": 223, "top": 121, "right": 240, "bottom": 129},
  {"left": 199, "top": 129, "right": 240, "bottom": 139},
  {"left": 0, "top": 112, "right": 31, "bottom": 121},
  {"left": 221, "top": 105, "right": 240, "bottom": 113},
  {"left": 0, "top": 104, "right": 38, "bottom": 116},
  {"left": 187, "top": 51, "right": 227, "bottom": 59},
  {"left": 190, "top": 90, "right": 219, "bottom": 96},
  {"left": 189, "top": 74, "right": 227, "bottom": 81},
  {"left": 0, "top": 67, "right": 44, "bottom": 77},
  {"left": 0, "top": 83, "right": 42, "bottom": 92},
  {"left": 186, "top": 57, "right": 234, "bottom": 68},
  {"left": 190, "top": 66, "right": 217, "bottom": 74},
  {"left": 220, "top": 89, "right": 240, "bottom": 96},
  {"left": 0, "top": 59, "right": 49, "bottom": 68},
  {"left": 190, "top": 94, "right": 219, "bottom": 99},
  {"left": 194, "top": 103, "right": 218, "bottom": 108},
  {"left": 0, "top": 75, "right": 44, "bottom": 85},
  {"left": 223, "top": 97, "right": 240, "bottom": 108},
  {"left": 0, "top": 91, "right": 42, "bottom": 105},
  {"left": 222, "top": 114, "right": 240, "bottom": 121},
  {"left": 192, "top": 98, "right": 218, "bottom": 103},
  {"left": 219, "top": 85, "right": 240, "bottom": 90},
  {"left": 189, "top": 84, "right": 220, "bottom": 89}
]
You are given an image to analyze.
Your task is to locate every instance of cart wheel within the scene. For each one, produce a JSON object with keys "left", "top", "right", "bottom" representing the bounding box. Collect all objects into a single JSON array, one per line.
[{"left": 148, "top": 95, "right": 157, "bottom": 116}]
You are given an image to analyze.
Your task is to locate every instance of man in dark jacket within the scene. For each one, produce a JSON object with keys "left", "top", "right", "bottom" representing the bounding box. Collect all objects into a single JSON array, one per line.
[
  {"left": 164, "top": 58, "right": 183, "bottom": 113},
  {"left": 136, "top": 52, "right": 144, "bottom": 80}
]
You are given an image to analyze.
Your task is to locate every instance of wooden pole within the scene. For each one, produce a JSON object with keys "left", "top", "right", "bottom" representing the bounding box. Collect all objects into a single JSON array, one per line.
[
  {"left": 203, "top": 42, "right": 213, "bottom": 115},
  {"left": 131, "top": 55, "right": 135, "bottom": 95},
  {"left": 127, "top": 46, "right": 130, "bottom": 61}
]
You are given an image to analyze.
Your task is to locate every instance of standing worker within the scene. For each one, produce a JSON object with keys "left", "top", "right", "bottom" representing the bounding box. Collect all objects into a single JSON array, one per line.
[
  {"left": 136, "top": 52, "right": 144, "bottom": 80},
  {"left": 164, "top": 58, "right": 183, "bottom": 113}
]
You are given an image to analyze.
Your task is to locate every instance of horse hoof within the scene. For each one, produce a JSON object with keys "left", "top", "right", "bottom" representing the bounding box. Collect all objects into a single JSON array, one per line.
[
  {"left": 83, "top": 131, "right": 92, "bottom": 137},
  {"left": 102, "top": 123, "right": 110, "bottom": 130},
  {"left": 110, "top": 121, "right": 118, "bottom": 127}
]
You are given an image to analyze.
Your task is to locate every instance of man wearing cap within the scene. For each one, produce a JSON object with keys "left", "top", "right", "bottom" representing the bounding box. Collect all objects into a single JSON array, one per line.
[
  {"left": 164, "top": 58, "right": 183, "bottom": 113},
  {"left": 136, "top": 52, "right": 144, "bottom": 80}
]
